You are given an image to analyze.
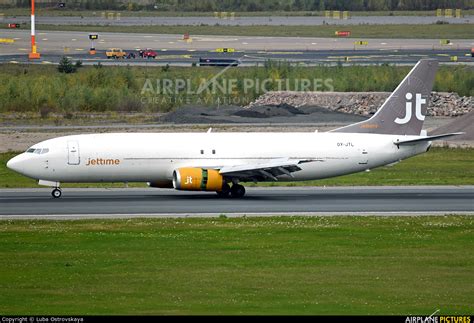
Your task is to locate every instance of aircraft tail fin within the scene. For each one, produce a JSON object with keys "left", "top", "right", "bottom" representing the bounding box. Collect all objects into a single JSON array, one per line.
[{"left": 331, "top": 59, "right": 438, "bottom": 136}]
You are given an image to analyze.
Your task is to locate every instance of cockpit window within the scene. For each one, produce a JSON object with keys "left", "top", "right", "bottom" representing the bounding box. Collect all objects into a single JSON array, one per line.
[{"left": 26, "top": 148, "right": 49, "bottom": 154}]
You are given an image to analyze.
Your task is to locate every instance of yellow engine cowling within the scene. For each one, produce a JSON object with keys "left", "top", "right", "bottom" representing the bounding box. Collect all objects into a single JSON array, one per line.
[{"left": 173, "top": 168, "right": 223, "bottom": 191}]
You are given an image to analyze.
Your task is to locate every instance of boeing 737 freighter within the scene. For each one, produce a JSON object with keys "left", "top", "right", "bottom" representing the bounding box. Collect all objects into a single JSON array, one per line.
[{"left": 7, "top": 59, "right": 462, "bottom": 198}]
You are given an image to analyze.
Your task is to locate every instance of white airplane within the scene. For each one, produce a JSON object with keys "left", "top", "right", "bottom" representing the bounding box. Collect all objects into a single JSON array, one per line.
[{"left": 7, "top": 59, "right": 462, "bottom": 198}]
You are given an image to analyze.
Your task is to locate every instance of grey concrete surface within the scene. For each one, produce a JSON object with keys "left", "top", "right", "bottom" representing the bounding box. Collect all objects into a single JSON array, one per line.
[
  {"left": 0, "top": 186, "right": 472, "bottom": 218},
  {"left": 1, "top": 30, "right": 473, "bottom": 55}
]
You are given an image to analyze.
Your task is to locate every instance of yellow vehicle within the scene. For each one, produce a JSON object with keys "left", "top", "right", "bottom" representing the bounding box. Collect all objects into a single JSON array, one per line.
[{"left": 106, "top": 48, "right": 127, "bottom": 59}]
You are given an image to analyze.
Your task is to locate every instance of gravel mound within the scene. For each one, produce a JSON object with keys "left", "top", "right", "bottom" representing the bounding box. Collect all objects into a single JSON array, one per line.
[
  {"left": 246, "top": 91, "right": 472, "bottom": 117},
  {"left": 158, "top": 104, "right": 366, "bottom": 124}
]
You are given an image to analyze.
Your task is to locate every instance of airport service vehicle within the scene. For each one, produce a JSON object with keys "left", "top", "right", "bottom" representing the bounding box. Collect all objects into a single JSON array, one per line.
[
  {"left": 199, "top": 57, "right": 240, "bottom": 66},
  {"left": 7, "top": 59, "right": 462, "bottom": 198},
  {"left": 105, "top": 48, "right": 127, "bottom": 59},
  {"left": 140, "top": 48, "right": 157, "bottom": 59}
]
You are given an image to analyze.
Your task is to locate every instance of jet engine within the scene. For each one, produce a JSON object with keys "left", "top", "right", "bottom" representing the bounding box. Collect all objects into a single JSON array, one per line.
[{"left": 173, "top": 168, "right": 223, "bottom": 191}]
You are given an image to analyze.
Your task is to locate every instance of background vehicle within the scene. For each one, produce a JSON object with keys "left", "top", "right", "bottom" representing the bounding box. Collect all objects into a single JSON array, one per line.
[
  {"left": 106, "top": 48, "right": 127, "bottom": 59},
  {"left": 139, "top": 48, "right": 157, "bottom": 59},
  {"left": 198, "top": 57, "right": 240, "bottom": 66}
]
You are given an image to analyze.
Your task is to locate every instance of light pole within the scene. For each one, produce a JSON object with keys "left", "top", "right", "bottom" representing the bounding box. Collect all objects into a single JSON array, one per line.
[{"left": 28, "top": 0, "right": 40, "bottom": 59}]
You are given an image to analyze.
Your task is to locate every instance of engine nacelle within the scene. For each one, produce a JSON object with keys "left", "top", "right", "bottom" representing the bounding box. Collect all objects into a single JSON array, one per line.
[{"left": 173, "top": 168, "right": 223, "bottom": 191}]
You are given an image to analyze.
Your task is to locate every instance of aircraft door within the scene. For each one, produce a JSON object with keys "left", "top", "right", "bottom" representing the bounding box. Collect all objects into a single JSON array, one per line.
[
  {"left": 358, "top": 148, "right": 368, "bottom": 165},
  {"left": 67, "top": 141, "right": 80, "bottom": 165}
]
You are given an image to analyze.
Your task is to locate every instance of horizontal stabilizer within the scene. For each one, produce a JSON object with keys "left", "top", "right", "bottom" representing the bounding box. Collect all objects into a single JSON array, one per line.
[{"left": 393, "top": 132, "right": 464, "bottom": 146}]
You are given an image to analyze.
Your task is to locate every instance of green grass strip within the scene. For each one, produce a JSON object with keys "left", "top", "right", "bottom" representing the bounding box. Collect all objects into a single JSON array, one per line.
[{"left": 0, "top": 216, "right": 472, "bottom": 314}]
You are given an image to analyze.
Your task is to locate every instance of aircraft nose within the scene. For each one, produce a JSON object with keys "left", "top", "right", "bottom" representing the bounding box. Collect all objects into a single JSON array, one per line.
[{"left": 7, "top": 154, "right": 28, "bottom": 174}]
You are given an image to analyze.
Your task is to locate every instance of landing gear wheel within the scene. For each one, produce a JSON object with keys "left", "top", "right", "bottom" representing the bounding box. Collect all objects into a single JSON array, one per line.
[
  {"left": 51, "top": 188, "right": 62, "bottom": 198},
  {"left": 230, "top": 184, "right": 246, "bottom": 198},
  {"left": 216, "top": 183, "right": 231, "bottom": 198}
]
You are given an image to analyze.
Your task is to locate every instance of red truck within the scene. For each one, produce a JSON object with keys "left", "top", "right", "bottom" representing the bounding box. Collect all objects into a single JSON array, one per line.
[{"left": 139, "top": 48, "right": 157, "bottom": 59}]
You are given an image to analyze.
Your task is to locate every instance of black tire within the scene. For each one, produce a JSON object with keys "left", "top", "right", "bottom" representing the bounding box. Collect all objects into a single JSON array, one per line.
[
  {"left": 51, "top": 188, "right": 62, "bottom": 198},
  {"left": 230, "top": 184, "right": 245, "bottom": 198},
  {"left": 216, "top": 183, "right": 231, "bottom": 198}
]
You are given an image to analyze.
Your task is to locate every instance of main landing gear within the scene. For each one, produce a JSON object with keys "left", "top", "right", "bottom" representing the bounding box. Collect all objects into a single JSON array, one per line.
[
  {"left": 216, "top": 183, "right": 245, "bottom": 198},
  {"left": 51, "top": 188, "right": 62, "bottom": 198}
]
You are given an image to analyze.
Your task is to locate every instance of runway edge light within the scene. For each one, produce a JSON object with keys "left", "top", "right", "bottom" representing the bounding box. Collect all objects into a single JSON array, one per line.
[{"left": 28, "top": 0, "right": 40, "bottom": 59}]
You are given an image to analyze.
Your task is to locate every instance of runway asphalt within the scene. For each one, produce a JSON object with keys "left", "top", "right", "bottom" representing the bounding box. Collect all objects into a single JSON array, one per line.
[
  {"left": 1, "top": 48, "right": 472, "bottom": 66},
  {"left": 1, "top": 30, "right": 472, "bottom": 65},
  {"left": 0, "top": 186, "right": 472, "bottom": 218}
]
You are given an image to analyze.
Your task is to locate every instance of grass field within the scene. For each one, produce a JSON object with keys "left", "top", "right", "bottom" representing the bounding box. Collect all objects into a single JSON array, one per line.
[
  {"left": 1, "top": 64, "right": 472, "bottom": 114},
  {"left": 1, "top": 147, "right": 473, "bottom": 188},
  {"left": 7, "top": 23, "right": 471, "bottom": 39},
  {"left": 0, "top": 216, "right": 472, "bottom": 315}
]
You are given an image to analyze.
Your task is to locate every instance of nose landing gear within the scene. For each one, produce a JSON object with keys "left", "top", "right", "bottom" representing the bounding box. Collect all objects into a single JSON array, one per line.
[{"left": 51, "top": 188, "right": 62, "bottom": 198}]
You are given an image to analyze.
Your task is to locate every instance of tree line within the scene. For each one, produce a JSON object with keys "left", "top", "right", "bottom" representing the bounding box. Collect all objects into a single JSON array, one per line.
[{"left": 9, "top": 0, "right": 473, "bottom": 11}]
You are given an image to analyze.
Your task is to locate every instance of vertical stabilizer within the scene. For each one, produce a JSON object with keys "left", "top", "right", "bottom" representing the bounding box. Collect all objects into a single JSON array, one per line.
[{"left": 332, "top": 59, "right": 438, "bottom": 135}]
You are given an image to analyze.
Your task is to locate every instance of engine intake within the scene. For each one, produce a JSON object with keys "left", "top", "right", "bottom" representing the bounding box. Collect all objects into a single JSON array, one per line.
[{"left": 173, "top": 168, "right": 223, "bottom": 191}]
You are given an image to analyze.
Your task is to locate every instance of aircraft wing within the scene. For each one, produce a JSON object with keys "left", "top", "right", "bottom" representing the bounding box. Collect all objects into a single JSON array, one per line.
[{"left": 219, "top": 158, "right": 319, "bottom": 181}]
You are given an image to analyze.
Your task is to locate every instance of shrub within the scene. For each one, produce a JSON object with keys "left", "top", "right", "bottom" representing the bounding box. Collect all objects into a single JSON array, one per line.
[{"left": 58, "top": 56, "right": 76, "bottom": 74}]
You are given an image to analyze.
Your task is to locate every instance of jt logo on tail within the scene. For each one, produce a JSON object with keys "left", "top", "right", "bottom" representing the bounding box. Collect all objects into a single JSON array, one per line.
[
  {"left": 331, "top": 59, "right": 437, "bottom": 135},
  {"left": 395, "top": 92, "right": 426, "bottom": 125}
]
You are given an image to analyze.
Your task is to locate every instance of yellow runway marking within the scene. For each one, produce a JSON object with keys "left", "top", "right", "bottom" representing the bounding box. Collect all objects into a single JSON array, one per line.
[
  {"left": 9, "top": 60, "right": 19, "bottom": 64},
  {"left": 71, "top": 39, "right": 77, "bottom": 41},
  {"left": 187, "top": 49, "right": 196, "bottom": 52},
  {"left": 75, "top": 48, "right": 84, "bottom": 51},
  {"left": 18, "top": 48, "right": 28, "bottom": 51},
  {"left": 41, "top": 61, "right": 52, "bottom": 64},
  {"left": 437, "top": 53, "right": 450, "bottom": 57}
]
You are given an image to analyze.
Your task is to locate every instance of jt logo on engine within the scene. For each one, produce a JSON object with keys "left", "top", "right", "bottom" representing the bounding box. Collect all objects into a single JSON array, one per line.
[
  {"left": 395, "top": 92, "right": 426, "bottom": 125},
  {"left": 185, "top": 176, "right": 193, "bottom": 185}
]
